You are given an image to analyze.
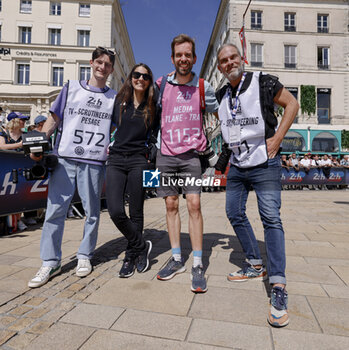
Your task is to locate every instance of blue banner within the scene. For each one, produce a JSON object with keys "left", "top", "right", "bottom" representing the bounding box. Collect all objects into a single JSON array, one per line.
[
  {"left": 0, "top": 151, "right": 106, "bottom": 216},
  {"left": 281, "top": 167, "right": 348, "bottom": 185}
]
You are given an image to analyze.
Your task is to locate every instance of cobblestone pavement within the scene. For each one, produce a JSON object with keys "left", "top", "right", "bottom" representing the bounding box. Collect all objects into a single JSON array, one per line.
[{"left": 0, "top": 191, "right": 349, "bottom": 349}]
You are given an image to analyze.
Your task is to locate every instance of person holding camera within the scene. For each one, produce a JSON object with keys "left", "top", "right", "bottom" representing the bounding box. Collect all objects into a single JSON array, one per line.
[
  {"left": 155, "top": 34, "right": 219, "bottom": 293},
  {"left": 106, "top": 63, "right": 159, "bottom": 278},
  {"left": 0, "top": 112, "right": 30, "bottom": 231},
  {"left": 216, "top": 44, "right": 298, "bottom": 327},
  {"left": 28, "top": 47, "right": 116, "bottom": 288}
]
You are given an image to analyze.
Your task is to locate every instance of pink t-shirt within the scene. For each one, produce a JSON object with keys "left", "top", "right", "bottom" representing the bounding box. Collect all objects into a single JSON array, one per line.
[{"left": 158, "top": 79, "right": 206, "bottom": 156}]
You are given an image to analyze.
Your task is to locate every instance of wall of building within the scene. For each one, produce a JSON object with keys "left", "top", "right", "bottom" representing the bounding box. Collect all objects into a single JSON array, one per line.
[
  {"left": 201, "top": 0, "right": 349, "bottom": 131},
  {"left": 0, "top": 0, "right": 135, "bottom": 122}
]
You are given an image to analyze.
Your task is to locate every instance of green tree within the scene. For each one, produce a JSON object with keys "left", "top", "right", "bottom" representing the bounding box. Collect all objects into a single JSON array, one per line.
[
  {"left": 342, "top": 130, "right": 349, "bottom": 150},
  {"left": 300, "top": 85, "right": 316, "bottom": 116}
]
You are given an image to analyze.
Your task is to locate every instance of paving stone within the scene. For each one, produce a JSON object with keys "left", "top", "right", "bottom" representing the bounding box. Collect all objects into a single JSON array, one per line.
[
  {"left": 9, "top": 305, "right": 32, "bottom": 316},
  {"left": 8, "top": 317, "right": 35, "bottom": 331},
  {"left": 0, "top": 291, "right": 17, "bottom": 306},
  {"left": 0, "top": 264, "right": 23, "bottom": 278},
  {"left": 304, "top": 257, "right": 349, "bottom": 267},
  {"left": 321, "top": 284, "right": 349, "bottom": 299},
  {"left": 26, "top": 322, "right": 95, "bottom": 350},
  {"left": 55, "top": 290, "right": 75, "bottom": 298},
  {"left": 286, "top": 281, "right": 327, "bottom": 297},
  {"left": 12, "top": 257, "right": 42, "bottom": 268},
  {"left": 25, "top": 297, "right": 47, "bottom": 306},
  {"left": 61, "top": 303, "right": 124, "bottom": 329},
  {"left": 286, "top": 263, "right": 344, "bottom": 285},
  {"left": 188, "top": 318, "right": 272, "bottom": 349},
  {"left": 0, "top": 277, "right": 29, "bottom": 294},
  {"left": 85, "top": 278, "right": 194, "bottom": 316},
  {"left": 207, "top": 274, "right": 265, "bottom": 292},
  {"left": 272, "top": 328, "right": 349, "bottom": 350},
  {"left": 0, "top": 255, "right": 26, "bottom": 265},
  {"left": 0, "top": 329, "right": 17, "bottom": 346},
  {"left": 56, "top": 300, "right": 76, "bottom": 312},
  {"left": 26, "top": 307, "right": 50, "bottom": 319},
  {"left": 27, "top": 321, "right": 54, "bottom": 335},
  {"left": 41, "top": 310, "right": 66, "bottom": 323},
  {"left": 5, "top": 332, "right": 37, "bottom": 350},
  {"left": 80, "top": 329, "right": 227, "bottom": 350},
  {"left": 189, "top": 288, "right": 321, "bottom": 332},
  {"left": 70, "top": 292, "right": 90, "bottom": 301},
  {"left": 330, "top": 265, "right": 349, "bottom": 285},
  {"left": 66, "top": 283, "right": 85, "bottom": 292},
  {"left": 307, "top": 296, "right": 349, "bottom": 336},
  {"left": 112, "top": 309, "right": 191, "bottom": 340},
  {"left": 0, "top": 315, "right": 17, "bottom": 327}
]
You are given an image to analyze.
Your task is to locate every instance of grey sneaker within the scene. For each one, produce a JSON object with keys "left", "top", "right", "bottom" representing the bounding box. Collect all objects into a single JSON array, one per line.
[
  {"left": 136, "top": 240, "right": 152, "bottom": 273},
  {"left": 76, "top": 259, "right": 92, "bottom": 277},
  {"left": 227, "top": 263, "right": 267, "bottom": 282},
  {"left": 157, "top": 257, "right": 186, "bottom": 281},
  {"left": 28, "top": 265, "right": 61, "bottom": 288},
  {"left": 191, "top": 265, "right": 207, "bottom": 293},
  {"left": 268, "top": 286, "right": 289, "bottom": 327}
]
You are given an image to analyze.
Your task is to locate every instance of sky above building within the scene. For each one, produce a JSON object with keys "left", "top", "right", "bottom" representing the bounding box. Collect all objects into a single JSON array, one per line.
[{"left": 121, "top": 0, "right": 221, "bottom": 79}]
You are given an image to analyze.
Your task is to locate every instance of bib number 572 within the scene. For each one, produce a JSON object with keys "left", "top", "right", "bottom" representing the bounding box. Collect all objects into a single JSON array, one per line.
[{"left": 73, "top": 130, "right": 105, "bottom": 147}]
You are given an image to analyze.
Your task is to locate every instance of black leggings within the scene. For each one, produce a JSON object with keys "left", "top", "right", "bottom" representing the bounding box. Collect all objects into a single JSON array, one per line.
[{"left": 106, "top": 153, "right": 147, "bottom": 258}]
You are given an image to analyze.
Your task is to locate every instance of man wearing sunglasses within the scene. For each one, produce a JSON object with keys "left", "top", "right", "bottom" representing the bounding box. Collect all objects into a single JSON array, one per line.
[
  {"left": 155, "top": 34, "right": 219, "bottom": 293},
  {"left": 28, "top": 47, "right": 116, "bottom": 288}
]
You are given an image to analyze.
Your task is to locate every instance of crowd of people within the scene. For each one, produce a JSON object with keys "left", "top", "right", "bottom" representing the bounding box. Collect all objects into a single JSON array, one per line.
[
  {"left": 3, "top": 35, "right": 347, "bottom": 329},
  {"left": 281, "top": 152, "right": 349, "bottom": 170}
]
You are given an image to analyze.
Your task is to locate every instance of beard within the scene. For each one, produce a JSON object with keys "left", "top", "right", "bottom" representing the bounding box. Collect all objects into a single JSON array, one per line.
[
  {"left": 175, "top": 63, "right": 192, "bottom": 76},
  {"left": 224, "top": 64, "right": 243, "bottom": 81}
]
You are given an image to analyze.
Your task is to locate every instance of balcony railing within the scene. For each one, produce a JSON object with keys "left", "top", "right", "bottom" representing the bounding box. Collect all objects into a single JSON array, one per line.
[
  {"left": 285, "top": 63, "right": 296, "bottom": 69},
  {"left": 285, "top": 25, "right": 296, "bottom": 32},
  {"left": 317, "top": 27, "right": 329, "bottom": 33},
  {"left": 251, "top": 24, "right": 262, "bottom": 30},
  {"left": 251, "top": 61, "right": 263, "bottom": 67},
  {"left": 318, "top": 63, "right": 329, "bottom": 70}
]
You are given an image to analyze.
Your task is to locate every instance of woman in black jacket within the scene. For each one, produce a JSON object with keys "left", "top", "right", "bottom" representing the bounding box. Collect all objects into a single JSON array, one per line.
[{"left": 106, "top": 63, "right": 159, "bottom": 278}]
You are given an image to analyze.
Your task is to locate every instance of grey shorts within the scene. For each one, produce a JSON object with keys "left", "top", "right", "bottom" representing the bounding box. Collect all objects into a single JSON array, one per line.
[{"left": 156, "top": 150, "right": 202, "bottom": 197}]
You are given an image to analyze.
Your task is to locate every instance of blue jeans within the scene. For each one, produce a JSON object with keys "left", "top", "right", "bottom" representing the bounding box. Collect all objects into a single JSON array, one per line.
[
  {"left": 40, "top": 158, "right": 105, "bottom": 267},
  {"left": 225, "top": 156, "right": 286, "bottom": 285}
]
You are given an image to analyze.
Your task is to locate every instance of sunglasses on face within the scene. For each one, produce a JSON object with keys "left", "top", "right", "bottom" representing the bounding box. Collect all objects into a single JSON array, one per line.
[
  {"left": 132, "top": 71, "right": 151, "bottom": 81},
  {"left": 97, "top": 46, "right": 116, "bottom": 56}
]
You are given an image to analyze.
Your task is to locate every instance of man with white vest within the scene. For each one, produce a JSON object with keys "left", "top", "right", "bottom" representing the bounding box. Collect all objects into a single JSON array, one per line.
[
  {"left": 155, "top": 34, "right": 219, "bottom": 293},
  {"left": 216, "top": 44, "right": 298, "bottom": 327},
  {"left": 28, "top": 47, "right": 116, "bottom": 288}
]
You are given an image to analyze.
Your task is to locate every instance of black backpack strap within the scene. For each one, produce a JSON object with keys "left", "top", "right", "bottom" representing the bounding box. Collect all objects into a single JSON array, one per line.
[{"left": 156, "top": 75, "right": 167, "bottom": 111}]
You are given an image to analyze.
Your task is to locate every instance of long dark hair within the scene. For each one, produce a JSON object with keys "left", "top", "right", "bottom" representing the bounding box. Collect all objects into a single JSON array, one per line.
[{"left": 116, "top": 63, "right": 155, "bottom": 128}]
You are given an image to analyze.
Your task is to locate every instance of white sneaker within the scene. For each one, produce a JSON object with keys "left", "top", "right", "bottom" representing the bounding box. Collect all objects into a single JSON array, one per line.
[
  {"left": 25, "top": 217, "right": 37, "bottom": 225},
  {"left": 28, "top": 265, "right": 61, "bottom": 288},
  {"left": 17, "top": 220, "right": 27, "bottom": 231},
  {"left": 76, "top": 259, "right": 92, "bottom": 277}
]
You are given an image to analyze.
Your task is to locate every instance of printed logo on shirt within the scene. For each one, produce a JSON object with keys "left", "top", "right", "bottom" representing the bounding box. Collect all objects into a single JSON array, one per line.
[
  {"left": 143, "top": 169, "right": 161, "bottom": 188},
  {"left": 74, "top": 146, "right": 85, "bottom": 156},
  {"left": 176, "top": 90, "right": 192, "bottom": 103},
  {"left": 86, "top": 96, "right": 103, "bottom": 109}
]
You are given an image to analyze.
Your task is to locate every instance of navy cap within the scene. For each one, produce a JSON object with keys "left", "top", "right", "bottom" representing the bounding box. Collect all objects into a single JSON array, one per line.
[
  {"left": 7, "top": 112, "right": 29, "bottom": 121},
  {"left": 34, "top": 115, "right": 47, "bottom": 125}
]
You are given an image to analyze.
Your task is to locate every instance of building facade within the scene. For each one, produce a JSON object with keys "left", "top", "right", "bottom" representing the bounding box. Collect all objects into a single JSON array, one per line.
[
  {"left": 0, "top": 0, "right": 135, "bottom": 122},
  {"left": 201, "top": 0, "right": 349, "bottom": 153}
]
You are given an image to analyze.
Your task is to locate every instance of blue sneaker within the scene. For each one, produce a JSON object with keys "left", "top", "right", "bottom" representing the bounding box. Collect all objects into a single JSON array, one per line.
[
  {"left": 191, "top": 265, "right": 207, "bottom": 293},
  {"left": 157, "top": 257, "right": 186, "bottom": 280},
  {"left": 227, "top": 262, "right": 267, "bottom": 282},
  {"left": 268, "top": 286, "right": 289, "bottom": 327}
]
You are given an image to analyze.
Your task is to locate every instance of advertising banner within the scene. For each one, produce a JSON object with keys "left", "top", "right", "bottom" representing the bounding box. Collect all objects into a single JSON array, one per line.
[{"left": 281, "top": 167, "right": 347, "bottom": 185}]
